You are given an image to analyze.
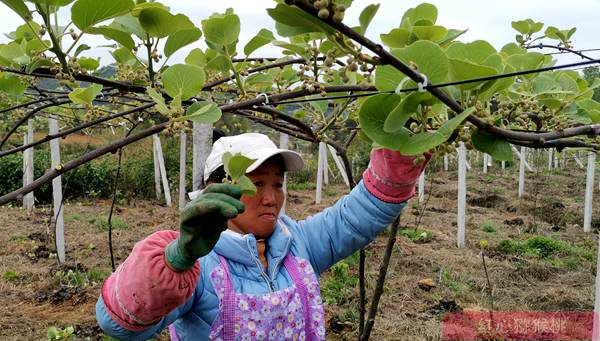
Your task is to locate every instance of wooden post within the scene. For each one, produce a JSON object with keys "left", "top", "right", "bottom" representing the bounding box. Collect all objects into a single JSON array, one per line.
[
  {"left": 279, "top": 133, "right": 289, "bottom": 215},
  {"left": 593, "top": 229, "right": 600, "bottom": 341},
  {"left": 153, "top": 134, "right": 172, "bottom": 206},
  {"left": 518, "top": 146, "right": 526, "bottom": 198},
  {"left": 327, "top": 144, "right": 350, "bottom": 187},
  {"left": 418, "top": 172, "right": 425, "bottom": 203},
  {"left": 49, "top": 116, "right": 65, "bottom": 263},
  {"left": 457, "top": 142, "right": 466, "bottom": 248},
  {"left": 192, "top": 122, "right": 212, "bottom": 191},
  {"left": 444, "top": 154, "right": 449, "bottom": 171},
  {"left": 315, "top": 142, "right": 324, "bottom": 204},
  {"left": 152, "top": 134, "right": 162, "bottom": 200},
  {"left": 584, "top": 152, "right": 596, "bottom": 232},
  {"left": 23, "top": 120, "right": 35, "bottom": 213},
  {"left": 178, "top": 132, "right": 187, "bottom": 210}
]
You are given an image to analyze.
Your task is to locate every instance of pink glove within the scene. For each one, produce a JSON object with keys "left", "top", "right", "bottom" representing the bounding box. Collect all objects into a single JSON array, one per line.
[
  {"left": 362, "top": 148, "right": 432, "bottom": 203},
  {"left": 101, "top": 230, "right": 200, "bottom": 331}
]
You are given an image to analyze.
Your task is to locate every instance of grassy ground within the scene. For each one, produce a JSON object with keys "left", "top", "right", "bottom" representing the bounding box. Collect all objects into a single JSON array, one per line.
[{"left": 0, "top": 156, "right": 597, "bottom": 340}]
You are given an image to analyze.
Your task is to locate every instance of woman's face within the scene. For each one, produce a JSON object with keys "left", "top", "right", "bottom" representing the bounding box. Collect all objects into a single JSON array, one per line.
[{"left": 227, "top": 160, "right": 285, "bottom": 239}]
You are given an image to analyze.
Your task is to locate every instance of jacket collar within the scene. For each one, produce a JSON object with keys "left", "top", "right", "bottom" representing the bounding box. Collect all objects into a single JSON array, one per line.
[{"left": 212, "top": 219, "right": 293, "bottom": 272}]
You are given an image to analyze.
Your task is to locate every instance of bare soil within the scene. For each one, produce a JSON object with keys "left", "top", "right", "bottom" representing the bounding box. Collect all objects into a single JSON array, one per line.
[{"left": 0, "top": 158, "right": 597, "bottom": 340}]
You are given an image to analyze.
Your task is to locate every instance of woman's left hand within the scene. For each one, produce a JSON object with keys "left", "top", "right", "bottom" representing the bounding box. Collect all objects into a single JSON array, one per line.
[{"left": 362, "top": 148, "right": 432, "bottom": 203}]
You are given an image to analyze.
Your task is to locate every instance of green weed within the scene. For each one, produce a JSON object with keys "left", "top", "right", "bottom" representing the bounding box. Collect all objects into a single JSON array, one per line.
[
  {"left": 9, "top": 235, "right": 28, "bottom": 243},
  {"left": 440, "top": 270, "right": 466, "bottom": 292},
  {"left": 3, "top": 270, "right": 19, "bottom": 283},
  {"left": 399, "top": 228, "right": 435, "bottom": 243},
  {"left": 481, "top": 220, "right": 497, "bottom": 233},
  {"left": 496, "top": 236, "right": 594, "bottom": 261},
  {"left": 54, "top": 267, "right": 109, "bottom": 288},
  {"left": 321, "top": 261, "right": 358, "bottom": 305},
  {"left": 47, "top": 326, "right": 75, "bottom": 340}
]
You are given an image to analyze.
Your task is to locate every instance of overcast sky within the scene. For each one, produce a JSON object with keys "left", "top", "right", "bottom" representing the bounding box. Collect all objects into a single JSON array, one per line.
[{"left": 0, "top": 0, "right": 598, "bottom": 66}]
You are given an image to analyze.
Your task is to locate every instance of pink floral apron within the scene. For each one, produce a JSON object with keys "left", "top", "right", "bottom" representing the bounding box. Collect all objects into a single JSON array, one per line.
[{"left": 169, "top": 253, "right": 325, "bottom": 340}]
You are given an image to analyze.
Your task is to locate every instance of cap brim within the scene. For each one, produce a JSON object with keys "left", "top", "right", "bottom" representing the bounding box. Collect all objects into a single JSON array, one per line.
[{"left": 245, "top": 148, "right": 304, "bottom": 173}]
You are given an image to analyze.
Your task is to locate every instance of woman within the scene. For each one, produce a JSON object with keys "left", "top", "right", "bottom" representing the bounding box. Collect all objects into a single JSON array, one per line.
[{"left": 96, "top": 132, "right": 430, "bottom": 340}]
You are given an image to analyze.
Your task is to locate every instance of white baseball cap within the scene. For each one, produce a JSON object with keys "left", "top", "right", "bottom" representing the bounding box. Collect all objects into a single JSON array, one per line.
[{"left": 203, "top": 132, "right": 304, "bottom": 182}]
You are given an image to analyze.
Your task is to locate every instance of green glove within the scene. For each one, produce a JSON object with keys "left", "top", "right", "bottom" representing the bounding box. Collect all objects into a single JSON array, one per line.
[{"left": 165, "top": 183, "right": 245, "bottom": 271}]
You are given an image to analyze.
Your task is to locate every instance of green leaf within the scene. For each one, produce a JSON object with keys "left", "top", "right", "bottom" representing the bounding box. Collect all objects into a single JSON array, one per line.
[
  {"left": 446, "top": 40, "right": 496, "bottom": 64},
  {"left": 511, "top": 19, "right": 543, "bottom": 35},
  {"left": 86, "top": 26, "right": 134, "bottom": 49},
  {"left": 500, "top": 43, "right": 526, "bottom": 56},
  {"left": 161, "top": 63, "right": 205, "bottom": 100},
  {"left": 68, "top": 84, "right": 103, "bottom": 105},
  {"left": 185, "top": 48, "right": 206, "bottom": 67},
  {"left": 74, "top": 44, "right": 90, "bottom": 57},
  {"left": 111, "top": 14, "right": 145, "bottom": 39},
  {"left": 471, "top": 129, "right": 513, "bottom": 161},
  {"left": 237, "top": 175, "right": 257, "bottom": 196},
  {"left": 1, "top": 0, "right": 32, "bottom": 20},
  {"left": 71, "top": 0, "right": 135, "bottom": 31},
  {"left": 205, "top": 54, "right": 230, "bottom": 72},
  {"left": 146, "top": 87, "right": 169, "bottom": 115},
  {"left": 245, "top": 73, "right": 273, "bottom": 91},
  {"left": 202, "top": 11, "right": 240, "bottom": 47},
  {"left": 401, "top": 3, "right": 438, "bottom": 27},
  {"left": 391, "top": 40, "right": 449, "bottom": 84},
  {"left": 383, "top": 92, "right": 433, "bottom": 133},
  {"left": 77, "top": 56, "right": 99, "bottom": 71},
  {"left": 15, "top": 22, "right": 41, "bottom": 41},
  {"left": 244, "top": 29, "right": 275, "bottom": 56},
  {"left": 111, "top": 46, "right": 136, "bottom": 64},
  {"left": 28, "top": 0, "right": 73, "bottom": 6},
  {"left": 0, "top": 73, "right": 27, "bottom": 95},
  {"left": 223, "top": 152, "right": 256, "bottom": 181},
  {"left": 0, "top": 42, "right": 29, "bottom": 66},
  {"left": 380, "top": 28, "right": 410, "bottom": 48},
  {"left": 25, "top": 39, "right": 50, "bottom": 55},
  {"left": 411, "top": 25, "right": 447, "bottom": 41},
  {"left": 164, "top": 28, "right": 202, "bottom": 58},
  {"left": 359, "top": 94, "right": 408, "bottom": 149},
  {"left": 437, "top": 28, "right": 467, "bottom": 47},
  {"left": 576, "top": 99, "right": 600, "bottom": 123},
  {"left": 374, "top": 65, "right": 404, "bottom": 92},
  {"left": 396, "top": 108, "right": 474, "bottom": 155},
  {"left": 130, "top": 1, "right": 167, "bottom": 16},
  {"left": 506, "top": 52, "right": 545, "bottom": 77},
  {"left": 448, "top": 58, "right": 497, "bottom": 90},
  {"left": 272, "top": 41, "right": 308, "bottom": 56},
  {"left": 267, "top": 4, "right": 334, "bottom": 37},
  {"left": 179, "top": 101, "right": 222, "bottom": 124},
  {"left": 138, "top": 7, "right": 195, "bottom": 38},
  {"left": 358, "top": 3, "right": 379, "bottom": 34}
]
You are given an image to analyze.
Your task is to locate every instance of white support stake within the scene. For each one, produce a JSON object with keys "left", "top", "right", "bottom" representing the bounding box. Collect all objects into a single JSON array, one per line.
[
  {"left": 152, "top": 134, "right": 162, "bottom": 200},
  {"left": 548, "top": 149, "right": 553, "bottom": 170},
  {"left": 49, "top": 116, "right": 65, "bottom": 263},
  {"left": 327, "top": 144, "right": 350, "bottom": 187},
  {"left": 23, "top": 120, "right": 35, "bottom": 212},
  {"left": 455, "top": 148, "right": 471, "bottom": 171},
  {"left": 574, "top": 152, "right": 585, "bottom": 169},
  {"left": 457, "top": 142, "right": 466, "bottom": 248},
  {"left": 418, "top": 172, "right": 425, "bottom": 203},
  {"left": 501, "top": 161, "right": 505, "bottom": 170},
  {"left": 518, "top": 146, "right": 526, "bottom": 198},
  {"left": 192, "top": 122, "right": 212, "bottom": 191},
  {"left": 512, "top": 145, "right": 533, "bottom": 172},
  {"left": 444, "top": 154, "right": 449, "bottom": 171},
  {"left": 554, "top": 151, "right": 559, "bottom": 169},
  {"left": 178, "top": 132, "right": 187, "bottom": 211},
  {"left": 315, "top": 143, "right": 324, "bottom": 204},
  {"left": 279, "top": 133, "right": 289, "bottom": 215},
  {"left": 321, "top": 142, "right": 329, "bottom": 186},
  {"left": 153, "top": 134, "right": 172, "bottom": 206},
  {"left": 483, "top": 154, "right": 488, "bottom": 173},
  {"left": 584, "top": 152, "right": 596, "bottom": 232}
]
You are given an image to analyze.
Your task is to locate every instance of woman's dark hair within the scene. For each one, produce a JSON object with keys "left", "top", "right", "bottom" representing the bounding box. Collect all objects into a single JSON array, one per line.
[{"left": 206, "top": 154, "right": 286, "bottom": 185}]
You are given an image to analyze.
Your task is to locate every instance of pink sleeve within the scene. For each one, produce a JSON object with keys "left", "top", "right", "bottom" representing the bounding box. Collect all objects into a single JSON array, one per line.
[{"left": 101, "top": 230, "right": 200, "bottom": 331}]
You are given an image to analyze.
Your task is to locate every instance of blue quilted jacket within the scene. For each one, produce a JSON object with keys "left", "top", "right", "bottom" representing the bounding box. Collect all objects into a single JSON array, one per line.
[{"left": 96, "top": 181, "right": 404, "bottom": 340}]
